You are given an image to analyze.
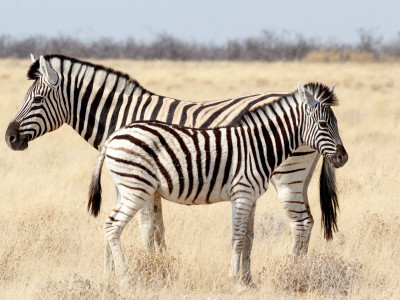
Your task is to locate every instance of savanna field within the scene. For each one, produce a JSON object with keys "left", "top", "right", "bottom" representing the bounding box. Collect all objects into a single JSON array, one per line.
[{"left": 0, "top": 59, "right": 399, "bottom": 299}]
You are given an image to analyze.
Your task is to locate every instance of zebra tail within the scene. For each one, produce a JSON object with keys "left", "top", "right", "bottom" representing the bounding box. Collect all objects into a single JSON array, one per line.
[
  {"left": 319, "top": 157, "right": 339, "bottom": 240},
  {"left": 88, "top": 145, "right": 107, "bottom": 217}
]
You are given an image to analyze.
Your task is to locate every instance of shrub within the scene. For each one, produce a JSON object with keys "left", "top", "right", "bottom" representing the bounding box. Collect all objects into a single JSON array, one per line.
[{"left": 258, "top": 252, "right": 362, "bottom": 296}]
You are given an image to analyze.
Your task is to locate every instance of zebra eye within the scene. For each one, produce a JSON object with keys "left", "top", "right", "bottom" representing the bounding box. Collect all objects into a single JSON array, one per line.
[
  {"left": 318, "top": 121, "right": 328, "bottom": 129},
  {"left": 32, "top": 96, "right": 44, "bottom": 104}
]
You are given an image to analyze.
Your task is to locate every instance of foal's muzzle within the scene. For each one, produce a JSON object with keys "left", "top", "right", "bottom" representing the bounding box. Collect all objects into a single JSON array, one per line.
[
  {"left": 5, "top": 121, "right": 29, "bottom": 151},
  {"left": 330, "top": 144, "right": 348, "bottom": 168}
]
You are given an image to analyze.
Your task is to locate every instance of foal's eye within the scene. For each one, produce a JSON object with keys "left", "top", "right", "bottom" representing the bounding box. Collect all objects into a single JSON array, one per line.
[
  {"left": 318, "top": 121, "right": 328, "bottom": 129},
  {"left": 32, "top": 96, "right": 44, "bottom": 104}
]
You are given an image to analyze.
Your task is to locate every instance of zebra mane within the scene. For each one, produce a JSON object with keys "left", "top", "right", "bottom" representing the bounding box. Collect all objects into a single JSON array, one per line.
[
  {"left": 236, "top": 82, "right": 338, "bottom": 126},
  {"left": 27, "top": 54, "right": 152, "bottom": 94},
  {"left": 304, "top": 82, "right": 338, "bottom": 106},
  {"left": 27, "top": 59, "right": 41, "bottom": 80}
]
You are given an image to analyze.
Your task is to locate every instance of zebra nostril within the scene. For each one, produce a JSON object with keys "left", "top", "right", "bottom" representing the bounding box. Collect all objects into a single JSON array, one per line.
[
  {"left": 338, "top": 155, "right": 343, "bottom": 161},
  {"left": 9, "top": 135, "right": 16, "bottom": 143},
  {"left": 6, "top": 121, "right": 21, "bottom": 147}
]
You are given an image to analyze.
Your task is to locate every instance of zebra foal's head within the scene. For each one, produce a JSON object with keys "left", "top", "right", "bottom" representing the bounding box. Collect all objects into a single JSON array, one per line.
[
  {"left": 5, "top": 55, "right": 63, "bottom": 151},
  {"left": 298, "top": 82, "right": 348, "bottom": 168}
]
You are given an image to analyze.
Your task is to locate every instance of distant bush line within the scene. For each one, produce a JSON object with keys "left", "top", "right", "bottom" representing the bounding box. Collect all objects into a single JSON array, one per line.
[{"left": 0, "top": 30, "right": 399, "bottom": 62}]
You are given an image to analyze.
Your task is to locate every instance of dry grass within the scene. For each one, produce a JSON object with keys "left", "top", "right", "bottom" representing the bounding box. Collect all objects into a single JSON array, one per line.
[
  {"left": 259, "top": 252, "right": 362, "bottom": 295},
  {"left": 1, "top": 59, "right": 400, "bottom": 299}
]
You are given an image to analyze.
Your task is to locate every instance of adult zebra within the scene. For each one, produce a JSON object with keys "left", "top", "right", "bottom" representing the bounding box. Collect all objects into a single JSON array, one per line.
[
  {"left": 88, "top": 82, "right": 348, "bottom": 285},
  {"left": 6, "top": 54, "right": 338, "bottom": 256}
]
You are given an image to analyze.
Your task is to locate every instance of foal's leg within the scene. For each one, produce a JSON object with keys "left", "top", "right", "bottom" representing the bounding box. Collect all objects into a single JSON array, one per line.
[
  {"left": 153, "top": 194, "right": 166, "bottom": 252},
  {"left": 105, "top": 188, "right": 152, "bottom": 282},
  {"left": 104, "top": 184, "right": 120, "bottom": 280},
  {"left": 136, "top": 194, "right": 166, "bottom": 252},
  {"left": 137, "top": 197, "right": 155, "bottom": 251},
  {"left": 270, "top": 147, "right": 319, "bottom": 255}
]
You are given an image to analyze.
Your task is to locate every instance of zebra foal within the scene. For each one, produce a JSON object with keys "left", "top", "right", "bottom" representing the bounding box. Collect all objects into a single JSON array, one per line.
[{"left": 88, "top": 83, "right": 348, "bottom": 285}]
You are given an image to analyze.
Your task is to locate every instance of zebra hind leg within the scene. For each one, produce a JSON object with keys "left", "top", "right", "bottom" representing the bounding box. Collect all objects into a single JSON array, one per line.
[
  {"left": 137, "top": 197, "right": 156, "bottom": 251},
  {"left": 153, "top": 193, "right": 166, "bottom": 252},
  {"left": 136, "top": 193, "right": 166, "bottom": 252},
  {"left": 104, "top": 238, "right": 115, "bottom": 282},
  {"left": 138, "top": 194, "right": 166, "bottom": 252},
  {"left": 104, "top": 184, "right": 122, "bottom": 281},
  {"left": 105, "top": 189, "right": 151, "bottom": 285}
]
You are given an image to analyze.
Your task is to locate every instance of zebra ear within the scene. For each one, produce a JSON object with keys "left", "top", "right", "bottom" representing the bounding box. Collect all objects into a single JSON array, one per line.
[
  {"left": 298, "top": 82, "right": 318, "bottom": 108},
  {"left": 30, "top": 53, "right": 36, "bottom": 63},
  {"left": 39, "top": 55, "right": 58, "bottom": 86},
  {"left": 329, "top": 83, "right": 336, "bottom": 93}
]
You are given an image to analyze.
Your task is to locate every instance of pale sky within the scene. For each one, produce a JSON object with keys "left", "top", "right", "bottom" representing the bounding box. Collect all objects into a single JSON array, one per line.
[{"left": 2, "top": 0, "right": 399, "bottom": 44}]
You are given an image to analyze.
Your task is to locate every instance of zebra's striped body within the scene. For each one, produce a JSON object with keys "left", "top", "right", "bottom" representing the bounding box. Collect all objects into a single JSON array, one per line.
[
  {"left": 6, "top": 54, "right": 338, "bottom": 257},
  {"left": 89, "top": 83, "right": 348, "bottom": 284}
]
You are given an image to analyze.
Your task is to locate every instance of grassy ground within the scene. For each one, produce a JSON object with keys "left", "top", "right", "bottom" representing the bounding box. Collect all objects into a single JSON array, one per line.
[{"left": 0, "top": 59, "right": 399, "bottom": 299}]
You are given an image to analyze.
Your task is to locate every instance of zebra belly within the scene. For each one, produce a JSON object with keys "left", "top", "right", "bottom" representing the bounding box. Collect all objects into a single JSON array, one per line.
[{"left": 157, "top": 178, "right": 231, "bottom": 205}]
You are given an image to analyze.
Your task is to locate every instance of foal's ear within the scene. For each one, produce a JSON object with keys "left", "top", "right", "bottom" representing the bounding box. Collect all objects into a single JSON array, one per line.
[
  {"left": 298, "top": 82, "right": 318, "bottom": 108},
  {"left": 329, "top": 83, "right": 335, "bottom": 93}
]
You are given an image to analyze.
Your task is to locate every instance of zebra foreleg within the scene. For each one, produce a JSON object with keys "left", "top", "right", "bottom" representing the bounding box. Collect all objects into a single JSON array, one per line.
[
  {"left": 287, "top": 206, "right": 314, "bottom": 255},
  {"left": 289, "top": 176, "right": 314, "bottom": 255},
  {"left": 271, "top": 181, "right": 315, "bottom": 254},
  {"left": 271, "top": 179, "right": 314, "bottom": 255},
  {"left": 229, "top": 198, "right": 253, "bottom": 284},
  {"left": 270, "top": 149, "right": 319, "bottom": 255},
  {"left": 240, "top": 202, "right": 256, "bottom": 287}
]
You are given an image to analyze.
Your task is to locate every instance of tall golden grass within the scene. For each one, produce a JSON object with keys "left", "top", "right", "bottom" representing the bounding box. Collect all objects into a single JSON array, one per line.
[{"left": 0, "top": 59, "right": 399, "bottom": 299}]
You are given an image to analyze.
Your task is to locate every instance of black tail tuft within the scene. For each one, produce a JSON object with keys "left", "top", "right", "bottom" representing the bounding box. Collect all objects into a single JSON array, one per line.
[
  {"left": 319, "top": 158, "right": 339, "bottom": 240},
  {"left": 88, "top": 148, "right": 106, "bottom": 217},
  {"left": 88, "top": 171, "right": 102, "bottom": 217}
]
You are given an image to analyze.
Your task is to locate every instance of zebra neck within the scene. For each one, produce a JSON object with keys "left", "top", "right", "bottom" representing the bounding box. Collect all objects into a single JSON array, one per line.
[
  {"left": 64, "top": 63, "right": 147, "bottom": 150},
  {"left": 242, "top": 95, "right": 303, "bottom": 172}
]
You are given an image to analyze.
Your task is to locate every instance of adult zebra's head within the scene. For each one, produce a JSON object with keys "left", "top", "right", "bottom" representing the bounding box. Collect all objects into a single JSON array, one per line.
[
  {"left": 5, "top": 55, "right": 64, "bottom": 151},
  {"left": 298, "top": 82, "right": 348, "bottom": 168}
]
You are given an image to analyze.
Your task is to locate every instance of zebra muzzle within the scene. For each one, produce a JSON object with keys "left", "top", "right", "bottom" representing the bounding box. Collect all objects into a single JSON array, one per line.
[
  {"left": 5, "top": 121, "right": 28, "bottom": 151},
  {"left": 330, "top": 144, "right": 348, "bottom": 168}
]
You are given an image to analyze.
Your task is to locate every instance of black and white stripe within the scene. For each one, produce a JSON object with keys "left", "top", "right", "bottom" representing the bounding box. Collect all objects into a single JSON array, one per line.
[
  {"left": 88, "top": 82, "right": 348, "bottom": 285},
  {"left": 6, "top": 55, "right": 341, "bottom": 256},
  {"left": 20, "top": 55, "right": 285, "bottom": 149}
]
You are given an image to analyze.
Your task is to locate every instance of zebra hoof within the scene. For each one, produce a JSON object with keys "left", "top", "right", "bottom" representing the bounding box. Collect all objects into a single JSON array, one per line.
[{"left": 241, "top": 274, "right": 257, "bottom": 288}]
